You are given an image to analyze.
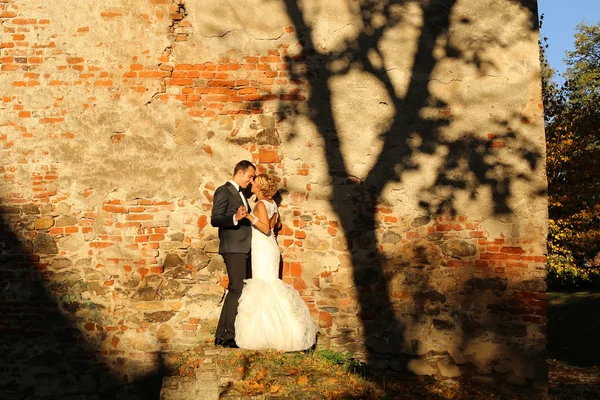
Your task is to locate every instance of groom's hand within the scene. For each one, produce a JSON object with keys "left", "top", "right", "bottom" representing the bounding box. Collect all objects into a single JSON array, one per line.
[{"left": 235, "top": 205, "right": 247, "bottom": 221}]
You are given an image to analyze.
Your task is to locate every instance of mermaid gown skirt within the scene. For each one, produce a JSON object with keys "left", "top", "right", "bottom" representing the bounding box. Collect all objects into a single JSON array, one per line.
[{"left": 235, "top": 202, "right": 317, "bottom": 351}]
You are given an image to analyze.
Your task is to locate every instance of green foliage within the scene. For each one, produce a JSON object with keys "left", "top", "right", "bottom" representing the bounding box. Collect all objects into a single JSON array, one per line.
[{"left": 316, "top": 349, "right": 368, "bottom": 373}]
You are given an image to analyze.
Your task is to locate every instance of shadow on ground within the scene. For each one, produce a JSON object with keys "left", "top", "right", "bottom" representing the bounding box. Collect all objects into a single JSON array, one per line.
[
  {"left": 547, "top": 292, "right": 600, "bottom": 400},
  {"left": 547, "top": 291, "right": 600, "bottom": 367}
]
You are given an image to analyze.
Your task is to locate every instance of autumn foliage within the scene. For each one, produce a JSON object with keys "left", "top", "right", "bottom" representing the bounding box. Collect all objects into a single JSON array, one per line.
[{"left": 543, "top": 19, "right": 600, "bottom": 288}]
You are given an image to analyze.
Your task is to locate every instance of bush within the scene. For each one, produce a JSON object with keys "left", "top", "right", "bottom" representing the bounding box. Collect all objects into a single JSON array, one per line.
[{"left": 547, "top": 254, "right": 600, "bottom": 290}]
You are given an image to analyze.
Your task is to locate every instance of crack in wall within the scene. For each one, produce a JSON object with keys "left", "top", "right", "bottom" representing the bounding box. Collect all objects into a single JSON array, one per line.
[
  {"left": 198, "top": 29, "right": 285, "bottom": 41},
  {"left": 331, "top": 23, "right": 357, "bottom": 34},
  {"left": 146, "top": 0, "right": 190, "bottom": 106},
  {"left": 428, "top": 78, "right": 464, "bottom": 84}
]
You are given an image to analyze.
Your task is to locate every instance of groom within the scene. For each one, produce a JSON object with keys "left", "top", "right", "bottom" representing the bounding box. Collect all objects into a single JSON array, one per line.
[{"left": 211, "top": 160, "right": 256, "bottom": 348}]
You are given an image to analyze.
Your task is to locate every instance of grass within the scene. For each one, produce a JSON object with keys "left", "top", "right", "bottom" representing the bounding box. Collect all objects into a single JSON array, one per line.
[{"left": 217, "top": 349, "right": 383, "bottom": 398}]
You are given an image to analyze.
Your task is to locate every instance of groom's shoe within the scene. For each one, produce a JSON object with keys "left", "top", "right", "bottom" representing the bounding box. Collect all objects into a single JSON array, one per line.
[
  {"left": 214, "top": 337, "right": 238, "bottom": 348},
  {"left": 222, "top": 339, "right": 239, "bottom": 349}
]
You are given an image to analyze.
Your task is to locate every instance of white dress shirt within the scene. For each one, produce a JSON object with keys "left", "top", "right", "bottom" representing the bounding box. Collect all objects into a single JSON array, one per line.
[{"left": 229, "top": 180, "right": 248, "bottom": 225}]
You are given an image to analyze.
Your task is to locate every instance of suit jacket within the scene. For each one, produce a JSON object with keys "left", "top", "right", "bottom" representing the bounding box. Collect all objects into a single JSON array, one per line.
[{"left": 210, "top": 182, "right": 252, "bottom": 254}]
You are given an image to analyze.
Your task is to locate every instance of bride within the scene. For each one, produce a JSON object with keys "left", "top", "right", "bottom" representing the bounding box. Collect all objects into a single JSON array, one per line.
[{"left": 234, "top": 174, "right": 317, "bottom": 351}]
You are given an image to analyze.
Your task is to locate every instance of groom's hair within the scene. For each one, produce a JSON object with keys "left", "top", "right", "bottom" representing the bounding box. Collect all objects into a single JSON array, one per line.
[{"left": 233, "top": 160, "right": 256, "bottom": 176}]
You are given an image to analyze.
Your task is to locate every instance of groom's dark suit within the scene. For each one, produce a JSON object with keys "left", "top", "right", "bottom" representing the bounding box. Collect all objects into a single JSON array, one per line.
[{"left": 211, "top": 181, "right": 252, "bottom": 343}]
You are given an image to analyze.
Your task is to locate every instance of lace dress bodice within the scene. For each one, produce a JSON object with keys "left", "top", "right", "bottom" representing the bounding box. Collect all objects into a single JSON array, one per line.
[{"left": 251, "top": 199, "right": 278, "bottom": 232}]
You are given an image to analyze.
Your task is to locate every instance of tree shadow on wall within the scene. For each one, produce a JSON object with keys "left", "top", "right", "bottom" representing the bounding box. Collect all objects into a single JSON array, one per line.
[
  {"left": 280, "top": 0, "right": 544, "bottom": 374},
  {"left": 0, "top": 206, "right": 164, "bottom": 400}
]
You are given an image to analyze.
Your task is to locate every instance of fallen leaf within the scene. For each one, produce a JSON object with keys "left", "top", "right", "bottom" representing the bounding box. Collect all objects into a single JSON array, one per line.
[
  {"left": 297, "top": 375, "right": 309, "bottom": 385},
  {"left": 270, "top": 384, "right": 281, "bottom": 393},
  {"left": 256, "top": 368, "right": 267, "bottom": 381}
]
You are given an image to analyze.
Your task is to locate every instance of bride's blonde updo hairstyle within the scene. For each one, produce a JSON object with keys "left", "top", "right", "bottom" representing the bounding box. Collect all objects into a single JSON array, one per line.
[{"left": 254, "top": 174, "right": 278, "bottom": 198}]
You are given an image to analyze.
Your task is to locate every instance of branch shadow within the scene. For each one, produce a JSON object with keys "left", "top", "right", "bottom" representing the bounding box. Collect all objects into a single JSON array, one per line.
[{"left": 280, "top": 0, "right": 545, "bottom": 381}]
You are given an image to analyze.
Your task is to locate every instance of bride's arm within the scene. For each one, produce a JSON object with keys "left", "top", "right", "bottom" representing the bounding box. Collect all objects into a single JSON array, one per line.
[{"left": 246, "top": 202, "right": 271, "bottom": 235}]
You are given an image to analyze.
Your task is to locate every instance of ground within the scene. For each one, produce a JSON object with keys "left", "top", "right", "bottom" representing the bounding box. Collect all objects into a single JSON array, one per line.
[{"left": 161, "top": 292, "right": 600, "bottom": 399}]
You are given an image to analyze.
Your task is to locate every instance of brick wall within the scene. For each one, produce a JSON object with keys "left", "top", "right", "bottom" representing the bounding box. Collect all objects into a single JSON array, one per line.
[{"left": 0, "top": 0, "right": 548, "bottom": 397}]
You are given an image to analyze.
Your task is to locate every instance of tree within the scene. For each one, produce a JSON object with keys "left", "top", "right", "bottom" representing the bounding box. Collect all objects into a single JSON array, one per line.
[{"left": 544, "top": 21, "right": 600, "bottom": 287}]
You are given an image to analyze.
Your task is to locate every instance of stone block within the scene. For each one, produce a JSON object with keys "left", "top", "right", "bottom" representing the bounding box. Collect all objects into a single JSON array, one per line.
[
  {"left": 407, "top": 359, "right": 437, "bottom": 376},
  {"left": 33, "top": 233, "right": 58, "bottom": 254},
  {"left": 34, "top": 216, "right": 54, "bottom": 230},
  {"left": 438, "top": 360, "right": 462, "bottom": 377}
]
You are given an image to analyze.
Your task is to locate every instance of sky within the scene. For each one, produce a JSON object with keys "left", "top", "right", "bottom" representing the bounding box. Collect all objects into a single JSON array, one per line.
[{"left": 538, "top": 0, "right": 600, "bottom": 81}]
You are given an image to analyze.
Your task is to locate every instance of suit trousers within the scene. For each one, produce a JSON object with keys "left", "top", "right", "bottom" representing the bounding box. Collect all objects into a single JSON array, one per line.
[{"left": 215, "top": 252, "right": 250, "bottom": 341}]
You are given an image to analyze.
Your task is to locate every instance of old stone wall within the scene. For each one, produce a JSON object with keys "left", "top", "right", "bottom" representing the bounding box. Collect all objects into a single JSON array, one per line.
[{"left": 0, "top": 0, "right": 547, "bottom": 397}]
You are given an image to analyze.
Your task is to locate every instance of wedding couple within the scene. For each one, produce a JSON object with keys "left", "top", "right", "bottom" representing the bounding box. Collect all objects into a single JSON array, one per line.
[{"left": 211, "top": 160, "right": 317, "bottom": 351}]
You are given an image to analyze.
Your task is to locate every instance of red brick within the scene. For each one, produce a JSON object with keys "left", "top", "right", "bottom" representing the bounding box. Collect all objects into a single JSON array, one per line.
[
  {"left": 100, "top": 12, "right": 123, "bottom": 18},
  {"left": 260, "top": 56, "right": 281, "bottom": 63},
  {"left": 319, "top": 311, "right": 332, "bottom": 328},
  {"left": 40, "top": 117, "right": 64, "bottom": 124},
  {"left": 292, "top": 277, "right": 307, "bottom": 291},
  {"left": 13, "top": 18, "right": 37, "bottom": 24},
  {"left": 181, "top": 324, "right": 198, "bottom": 331},
  {"left": 139, "top": 71, "right": 170, "bottom": 78},
  {"left": 169, "top": 78, "right": 193, "bottom": 86},
  {"left": 294, "top": 230, "right": 306, "bottom": 239},
  {"left": 197, "top": 215, "right": 208, "bottom": 230},
  {"left": 207, "top": 80, "right": 235, "bottom": 87},
  {"left": 447, "top": 260, "right": 466, "bottom": 267},
  {"left": 67, "top": 57, "right": 84, "bottom": 64},
  {"left": 279, "top": 94, "right": 306, "bottom": 101},
  {"left": 291, "top": 262, "right": 302, "bottom": 277},
  {"left": 258, "top": 148, "right": 281, "bottom": 163},
  {"left": 500, "top": 246, "right": 525, "bottom": 254},
  {"left": 102, "top": 204, "right": 128, "bottom": 213},
  {"left": 90, "top": 242, "right": 113, "bottom": 248},
  {"left": 126, "top": 214, "right": 153, "bottom": 221},
  {"left": 479, "top": 253, "right": 507, "bottom": 260}
]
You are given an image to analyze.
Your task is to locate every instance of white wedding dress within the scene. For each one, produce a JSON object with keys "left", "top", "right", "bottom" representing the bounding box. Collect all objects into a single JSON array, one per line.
[{"left": 235, "top": 199, "right": 317, "bottom": 351}]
